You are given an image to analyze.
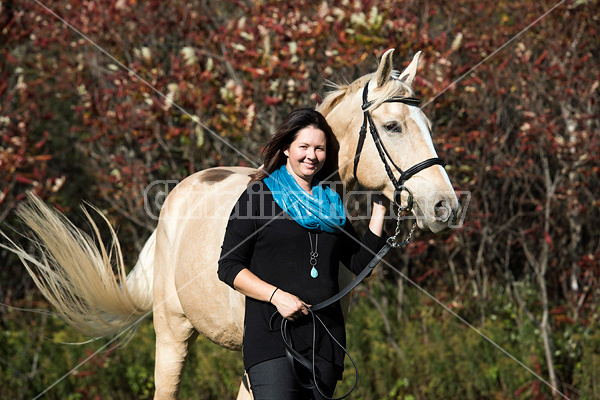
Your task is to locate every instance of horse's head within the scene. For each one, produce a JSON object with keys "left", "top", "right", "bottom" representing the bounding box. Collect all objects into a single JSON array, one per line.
[{"left": 318, "top": 49, "right": 461, "bottom": 233}]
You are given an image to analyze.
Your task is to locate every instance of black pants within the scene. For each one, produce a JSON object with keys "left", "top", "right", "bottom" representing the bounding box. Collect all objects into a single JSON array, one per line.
[{"left": 247, "top": 356, "right": 339, "bottom": 400}]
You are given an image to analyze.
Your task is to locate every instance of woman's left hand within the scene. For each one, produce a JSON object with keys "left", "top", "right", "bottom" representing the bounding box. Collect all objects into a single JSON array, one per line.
[
  {"left": 369, "top": 192, "right": 389, "bottom": 237},
  {"left": 371, "top": 193, "right": 389, "bottom": 209}
]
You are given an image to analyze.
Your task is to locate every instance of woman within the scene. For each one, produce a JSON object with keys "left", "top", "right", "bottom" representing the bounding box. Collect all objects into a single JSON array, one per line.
[{"left": 218, "top": 108, "right": 387, "bottom": 399}]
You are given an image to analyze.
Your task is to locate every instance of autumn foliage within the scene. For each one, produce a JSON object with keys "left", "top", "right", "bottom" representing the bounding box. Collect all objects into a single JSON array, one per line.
[{"left": 1, "top": 0, "right": 599, "bottom": 398}]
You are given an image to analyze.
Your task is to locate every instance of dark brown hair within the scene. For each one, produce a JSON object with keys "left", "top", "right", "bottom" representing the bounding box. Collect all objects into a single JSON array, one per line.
[{"left": 250, "top": 108, "right": 339, "bottom": 182}]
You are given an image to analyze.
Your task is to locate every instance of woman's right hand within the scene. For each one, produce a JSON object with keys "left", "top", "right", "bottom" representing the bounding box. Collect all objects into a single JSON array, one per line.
[{"left": 271, "top": 289, "right": 310, "bottom": 321}]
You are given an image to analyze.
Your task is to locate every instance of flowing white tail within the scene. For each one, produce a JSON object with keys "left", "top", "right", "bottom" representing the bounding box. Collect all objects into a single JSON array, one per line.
[{"left": 1, "top": 193, "right": 155, "bottom": 337}]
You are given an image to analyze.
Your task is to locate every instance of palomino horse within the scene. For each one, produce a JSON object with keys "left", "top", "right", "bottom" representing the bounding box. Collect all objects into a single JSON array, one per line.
[{"left": 4, "top": 49, "right": 460, "bottom": 399}]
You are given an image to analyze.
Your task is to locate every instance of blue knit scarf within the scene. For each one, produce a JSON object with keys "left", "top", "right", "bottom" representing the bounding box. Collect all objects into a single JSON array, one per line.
[{"left": 263, "top": 165, "right": 346, "bottom": 233}]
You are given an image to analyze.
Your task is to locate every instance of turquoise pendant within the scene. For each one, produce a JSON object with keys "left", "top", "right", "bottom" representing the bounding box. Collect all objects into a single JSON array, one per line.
[
  {"left": 310, "top": 266, "right": 319, "bottom": 278},
  {"left": 309, "top": 233, "right": 319, "bottom": 278}
]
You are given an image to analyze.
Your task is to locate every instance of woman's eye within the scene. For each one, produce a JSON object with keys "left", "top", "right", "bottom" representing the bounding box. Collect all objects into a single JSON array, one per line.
[{"left": 384, "top": 122, "right": 402, "bottom": 133}]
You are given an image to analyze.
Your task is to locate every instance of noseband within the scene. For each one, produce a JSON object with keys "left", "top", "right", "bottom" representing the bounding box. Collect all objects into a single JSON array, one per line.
[{"left": 353, "top": 83, "right": 446, "bottom": 208}]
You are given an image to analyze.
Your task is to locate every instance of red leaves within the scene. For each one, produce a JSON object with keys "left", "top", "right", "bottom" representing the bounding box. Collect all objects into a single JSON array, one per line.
[
  {"left": 14, "top": 174, "right": 34, "bottom": 185},
  {"left": 533, "top": 50, "right": 548, "bottom": 67},
  {"left": 34, "top": 131, "right": 49, "bottom": 149},
  {"left": 264, "top": 96, "right": 283, "bottom": 106},
  {"left": 415, "top": 267, "right": 439, "bottom": 283},
  {"left": 407, "top": 240, "right": 431, "bottom": 258},
  {"left": 543, "top": 231, "right": 554, "bottom": 251}
]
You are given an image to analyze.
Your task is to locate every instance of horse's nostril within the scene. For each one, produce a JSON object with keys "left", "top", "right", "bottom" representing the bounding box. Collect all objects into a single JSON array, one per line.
[{"left": 434, "top": 200, "right": 451, "bottom": 223}]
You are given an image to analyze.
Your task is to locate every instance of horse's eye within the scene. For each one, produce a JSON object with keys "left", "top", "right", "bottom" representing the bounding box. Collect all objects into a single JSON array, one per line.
[{"left": 384, "top": 122, "right": 402, "bottom": 133}]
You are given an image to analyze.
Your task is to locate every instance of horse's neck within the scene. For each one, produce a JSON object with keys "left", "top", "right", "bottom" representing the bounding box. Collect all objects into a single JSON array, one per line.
[{"left": 322, "top": 99, "right": 362, "bottom": 190}]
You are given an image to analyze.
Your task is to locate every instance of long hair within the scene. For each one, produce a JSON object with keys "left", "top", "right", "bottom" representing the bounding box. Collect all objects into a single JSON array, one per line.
[{"left": 251, "top": 108, "right": 339, "bottom": 182}]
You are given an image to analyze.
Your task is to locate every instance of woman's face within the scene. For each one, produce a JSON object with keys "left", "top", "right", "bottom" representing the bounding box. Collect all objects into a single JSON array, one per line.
[{"left": 283, "top": 126, "right": 327, "bottom": 186}]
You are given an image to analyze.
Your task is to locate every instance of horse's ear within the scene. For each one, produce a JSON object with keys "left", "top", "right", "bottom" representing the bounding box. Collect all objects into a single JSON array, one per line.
[
  {"left": 398, "top": 51, "right": 421, "bottom": 88},
  {"left": 374, "top": 48, "right": 395, "bottom": 88}
]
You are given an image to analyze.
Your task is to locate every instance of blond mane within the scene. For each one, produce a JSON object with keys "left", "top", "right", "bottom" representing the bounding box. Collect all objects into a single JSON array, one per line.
[{"left": 317, "top": 70, "right": 415, "bottom": 117}]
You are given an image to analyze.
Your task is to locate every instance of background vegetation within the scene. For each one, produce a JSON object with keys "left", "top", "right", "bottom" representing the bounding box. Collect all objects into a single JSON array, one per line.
[{"left": 1, "top": 0, "right": 599, "bottom": 398}]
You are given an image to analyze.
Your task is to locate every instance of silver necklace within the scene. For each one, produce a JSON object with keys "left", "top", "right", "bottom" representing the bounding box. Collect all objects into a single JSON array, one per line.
[{"left": 308, "top": 232, "right": 319, "bottom": 278}]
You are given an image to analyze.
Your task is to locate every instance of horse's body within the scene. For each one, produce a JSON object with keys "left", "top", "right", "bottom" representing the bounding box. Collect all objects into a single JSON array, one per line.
[{"left": 4, "top": 49, "right": 460, "bottom": 399}]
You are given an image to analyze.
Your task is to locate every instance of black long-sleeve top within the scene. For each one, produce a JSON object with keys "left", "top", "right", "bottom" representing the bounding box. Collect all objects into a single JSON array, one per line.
[{"left": 218, "top": 180, "right": 387, "bottom": 372}]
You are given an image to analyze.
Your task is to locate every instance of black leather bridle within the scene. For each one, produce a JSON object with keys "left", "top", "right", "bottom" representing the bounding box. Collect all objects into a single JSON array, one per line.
[{"left": 353, "top": 83, "right": 446, "bottom": 207}]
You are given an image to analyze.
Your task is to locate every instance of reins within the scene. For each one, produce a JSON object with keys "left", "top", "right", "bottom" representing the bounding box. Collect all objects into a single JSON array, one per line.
[
  {"left": 274, "top": 82, "right": 447, "bottom": 399},
  {"left": 273, "top": 219, "right": 415, "bottom": 399}
]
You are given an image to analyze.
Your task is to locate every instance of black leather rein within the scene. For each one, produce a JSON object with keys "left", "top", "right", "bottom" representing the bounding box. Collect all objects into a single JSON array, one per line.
[{"left": 272, "top": 244, "right": 392, "bottom": 399}]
